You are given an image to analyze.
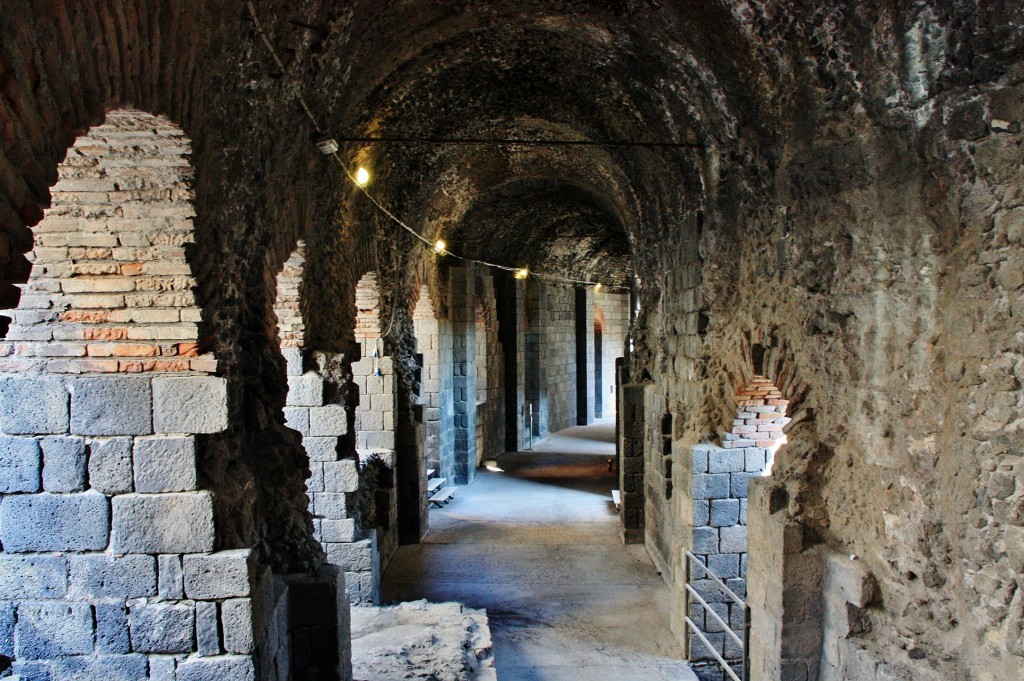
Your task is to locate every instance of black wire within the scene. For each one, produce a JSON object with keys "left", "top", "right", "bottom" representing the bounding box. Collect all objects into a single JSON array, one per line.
[{"left": 336, "top": 136, "right": 702, "bottom": 149}]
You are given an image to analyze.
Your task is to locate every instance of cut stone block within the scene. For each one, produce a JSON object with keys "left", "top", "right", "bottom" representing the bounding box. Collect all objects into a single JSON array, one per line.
[
  {"left": 184, "top": 549, "right": 255, "bottom": 600},
  {"left": 324, "top": 459, "right": 360, "bottom": 493},
  {"left": 69, "top": 554, "right": 157, "bottom": 599},
  {"left": 129, "top": 602, "right": 195, "bottom": 653},
  {"left": 111, "top": 492, "right": 215, "bottom": 554},
  {"left": 710, "top": 498, "right": 740, "bottom": 527},
  {"left": 283, "top": 407, "right": 309, "bottom": 435},
  {"left": 16, "top": 601, "right": 95, "bottom": 659},
  {"left": 95, "top": 602, "right": 131, "bottom": 654},
  {"left": 694, "top": 473, "right": 730, "bottom": 500},
  {"left": 719, "top": 525, "right": 748, "bottom": 554},
  {"left": 0, "top": 555, "right": 67, "bottom": 599},
  {"left": 41, "top": 435, "right": 87, "bottom": 492},
  {"left": 196, "top": 601, "right": 221, "bottom": 657},
  {"left": 303, "top": 436, "right": 338, "bottom": 461},
  {"left": 321, "top": 518, "right": 357, "bottom": 543},
  {"left": 0, "top": 436, "right": 41, "bottom": 493},
  {"left": 282, "top": 348, "right": 303, "bottom": 376},
  {"left": 70, "top": 376, "right": 153, "bottom": 435},
  {"left": 133, "top": 436, "right": 197, "bottom": 492},
  {"left": 87, "top": 437, "right": 134, "bottom": 494},
  {"left": 221, "top": 598, "right": 254, "bottom": 654},
  {"left": 153, "top": 376, "right": 228, "bottom": 434},
  {"left": 309, "top": 404, "right": 347, "bottom": 437},
  {"left": 313, "top": 492, "right": 349, "bottom": 520},
  {"left": 50, "top": 654, "right": 149, "bottom": 680},
  {"left": 325, "top": 538, "right": 373, "bottom": 571},
  {"left": 0, "top": 602, "right": 12, "bottom": 657},
  {"left": 177, "top": 655, "right": 256, "bottom": 681},
  {"left": 708, "top": 448, "right": 746, "bottom": 473},
  {"left": 0, "top": 376, "right": 68, "bottom": 434},
  {"left": 149, "top": 656, "right": 177, "bottom": 681},
  {"left": 286, "top": 374, "right": 323, "bottom": 407},
  {"left": 0, "top": 491, "right": 110, "bottom": 552},
  {"left": 159, "top": 554, "right": 184, "bottom": 600}
]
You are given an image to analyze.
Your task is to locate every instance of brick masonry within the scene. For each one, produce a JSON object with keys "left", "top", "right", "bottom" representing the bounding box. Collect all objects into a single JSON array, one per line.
[{"left": 0, "top": 111, "right": 215, "bottom": 376}]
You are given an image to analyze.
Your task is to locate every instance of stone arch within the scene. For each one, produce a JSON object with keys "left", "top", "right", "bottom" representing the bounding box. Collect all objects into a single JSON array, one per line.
[{"left": 354, "top": 270, "right": 383, "bottom": 354}]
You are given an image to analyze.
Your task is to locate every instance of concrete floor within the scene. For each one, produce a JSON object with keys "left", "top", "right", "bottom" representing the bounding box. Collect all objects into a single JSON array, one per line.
[{"left": 381, "top": 419, "right": 698, "bottom": 681}]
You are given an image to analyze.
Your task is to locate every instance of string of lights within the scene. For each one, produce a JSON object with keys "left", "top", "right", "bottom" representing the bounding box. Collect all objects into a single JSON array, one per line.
[{"left": 247, "top": 3, "right": 629, "bottom": 294}]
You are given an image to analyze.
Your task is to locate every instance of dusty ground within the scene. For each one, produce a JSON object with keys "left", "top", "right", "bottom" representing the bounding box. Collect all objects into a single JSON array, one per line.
[{"left": 382, "top": 420, "right": 698, "bottom": 681}]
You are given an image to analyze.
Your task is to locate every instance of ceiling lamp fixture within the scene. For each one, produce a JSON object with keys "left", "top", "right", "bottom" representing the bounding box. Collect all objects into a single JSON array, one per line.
[
  {"left": 514, "top": 268, "right": 530, "bottom": 280},
  {"left": 355, "top": 166, "right": 371, "bottom": 187}
]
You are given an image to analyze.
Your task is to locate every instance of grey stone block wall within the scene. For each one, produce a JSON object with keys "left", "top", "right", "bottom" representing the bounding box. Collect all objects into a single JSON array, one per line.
[
  {"left": 0, "top": 372, "right": 268, "bottom": 679},
  {"left": 282, "top": 348, "right": 389, "bottom": 606},
  {"left": 686, "top": 442, "right": 770, "bottom": 665}
]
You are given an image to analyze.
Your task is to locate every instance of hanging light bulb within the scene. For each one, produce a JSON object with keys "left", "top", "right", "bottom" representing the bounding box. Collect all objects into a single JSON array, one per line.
[
  {"left": 433, "top": 239, "right": 447, "bottom": 255},
  {"left": 355, "top": 166, "right": 371, "bottom": 187},
  {"left": 594, "top": 283, "right": 603, "bottom": 292},
  {"left": 514, "top": 267, "right": 529, "bottom": 280}
]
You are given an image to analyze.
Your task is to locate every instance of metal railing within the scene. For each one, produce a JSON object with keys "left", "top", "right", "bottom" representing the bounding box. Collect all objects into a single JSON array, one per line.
[{"left": 683, "top": 551, "right": 751, "bottom": 681}]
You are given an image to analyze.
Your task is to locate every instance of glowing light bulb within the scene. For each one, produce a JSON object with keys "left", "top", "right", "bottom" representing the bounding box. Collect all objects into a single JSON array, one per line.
[
  {"left": 433, "top": 239, "right": 447, "bottom": 255},
  {"left": 594, "top": 283, "right": 602, "bottom": 292},
  {"left": 355, "top": 166, "right": 371, "bottom": 187},
  {"left": 513, "top": 267, "right": 529, "bottom": 280}
]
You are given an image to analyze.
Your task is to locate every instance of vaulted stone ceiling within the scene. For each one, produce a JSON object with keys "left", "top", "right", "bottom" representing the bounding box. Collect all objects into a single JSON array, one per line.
[{"left": 295, "top": 0, "right": 774, "bottom": 288}]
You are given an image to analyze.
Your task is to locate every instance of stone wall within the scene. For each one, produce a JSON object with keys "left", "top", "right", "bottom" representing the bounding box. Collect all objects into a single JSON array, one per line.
[
  {"left": 474, "top": 274, "right": 504, "bottom": 462},
  {"left": 541, "top": 283, "right": 578, "bottom": 435},
  {"left": 595, "top": 292, "right": 629, "bottom": 416},
  {"left": 412, "top": 286, "right": 455, "bottom": 483}
]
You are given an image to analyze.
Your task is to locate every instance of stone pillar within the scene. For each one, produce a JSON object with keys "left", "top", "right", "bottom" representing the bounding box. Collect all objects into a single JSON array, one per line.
[
  {"left": 0, "top": 374, "right": 274, "bottom": 679},
  {"left": 575, "top": 287, "right": 596, "bottom": 426},
  {"left": 618, "top": 382, "right": 646, "bottom": 544},
  {"left": 747, "top": 477, "right": 824, "bottom": 681},
  {"left": 449, "top": 266, "right": 478, "bottom": 485},
  {"left": 496, "top": 275, "right": 527, "bottom": 452}
]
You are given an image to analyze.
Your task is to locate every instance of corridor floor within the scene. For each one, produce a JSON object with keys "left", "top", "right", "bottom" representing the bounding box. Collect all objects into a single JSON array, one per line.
[{"left": 381, "top": 419, "right": 698, "bottom": 681}]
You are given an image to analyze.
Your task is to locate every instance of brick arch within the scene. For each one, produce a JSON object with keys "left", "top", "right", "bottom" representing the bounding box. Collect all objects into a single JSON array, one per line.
[
  {"left": 0, "top": 3, "right": 206, "bottom": 321},
  {"left": 354, "top": 270, "right": 383, "bottom": 350},
  {"left": 0, "top": 109, "right": 214, "bottom": 375},
  {"left": 594, "top": 302, "right": 607, "bottom": 334},
  {"left": 273, "top": 241, "right": 306, "bottom": 349}
]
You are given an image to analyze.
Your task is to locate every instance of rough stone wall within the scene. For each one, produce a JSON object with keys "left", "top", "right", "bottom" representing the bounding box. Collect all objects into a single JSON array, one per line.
[{"left": 622, "top": 6, "right": 1024, "bottom": 681}]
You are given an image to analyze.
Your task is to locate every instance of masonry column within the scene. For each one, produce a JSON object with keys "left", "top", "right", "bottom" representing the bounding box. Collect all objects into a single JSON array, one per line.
[
  {"left": 747, "top": 478, "right": 824, "bottom": 681},
  {"left": 618, "top": 381, "right": 646, "bottom": 544},
  {"left": 575, "top": 287, "right": 596, "bottom": 426},
  {"left": 497, "top": 274, "right": 527, "bottom": 451},
  {"left": 449, "top": 266, "right": 478, "bottom": 485}
]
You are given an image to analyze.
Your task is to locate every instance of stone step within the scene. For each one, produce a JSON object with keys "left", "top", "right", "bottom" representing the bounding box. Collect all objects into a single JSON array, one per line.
[
  {"left": 427, "top": 477, "right": 446, "bottom": 494},
  {"left": 429, "top": 486, "right": 457, "bottom": 507}
]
